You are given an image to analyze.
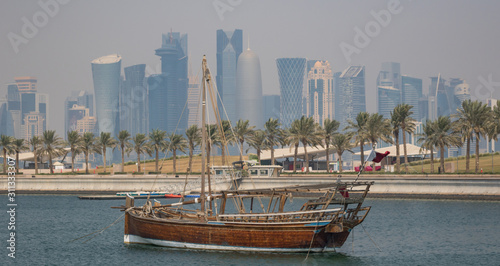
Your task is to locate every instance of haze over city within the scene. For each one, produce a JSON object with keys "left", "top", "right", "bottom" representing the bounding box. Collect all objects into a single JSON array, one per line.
[{"left": 1, "top": 0, "right": 500, "bottom": 134}]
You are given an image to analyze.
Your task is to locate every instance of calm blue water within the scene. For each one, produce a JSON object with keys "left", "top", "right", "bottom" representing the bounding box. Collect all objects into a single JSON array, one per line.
[{"left": 1, "top": 195, "right": 499, "bottom": 265}]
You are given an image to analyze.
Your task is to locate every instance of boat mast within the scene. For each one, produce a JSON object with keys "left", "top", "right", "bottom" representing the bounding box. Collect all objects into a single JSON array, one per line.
[{"left": 200, "top": 56, "right": 207, "bottom": 213}]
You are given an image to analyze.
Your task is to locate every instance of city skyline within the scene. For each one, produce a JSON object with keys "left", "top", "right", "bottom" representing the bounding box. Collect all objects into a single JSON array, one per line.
[{"left": 1, "top": 1, "right": 500, "bottom": 134}]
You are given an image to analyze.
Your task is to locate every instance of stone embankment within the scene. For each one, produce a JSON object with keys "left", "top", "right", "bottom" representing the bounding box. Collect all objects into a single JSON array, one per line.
[{"left": 1, "top": 174, "right": 499, "bottom": 200}]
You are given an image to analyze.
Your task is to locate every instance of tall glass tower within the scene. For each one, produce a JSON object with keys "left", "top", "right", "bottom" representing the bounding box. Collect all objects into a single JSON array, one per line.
[
  {"left": 91, "top": 54, "right": 122, "bottom": 161},
  {"left": 149, "top": 32, "right": 188, "bottom": 134},
  {"left": 123, "top": 64, "right": 147, "bottom": 136},
  {"left": 401, "top": 75, "right": 422, "bottom": 121},
  {"left": 336, "top": 66, "right": 366, "bottom": 129},
  {"left": 306, "top": 60, "right": 333, "bottom": 126},
  {"left": 377, "top": 86, "right": 400, "bottom": 119},
  {"left": 276, "top": 58, "right": 306, "bottom": 128},
  {"left": 237, "top": 48, "right": 263, "bottom": 128},
  {"left": 216, "top": 29, "right": 243, "bottom": 122}
]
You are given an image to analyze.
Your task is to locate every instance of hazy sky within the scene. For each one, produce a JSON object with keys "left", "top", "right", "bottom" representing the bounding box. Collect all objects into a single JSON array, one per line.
[{"left": 1, "top": 0, "right": 500, "bottom": 134}]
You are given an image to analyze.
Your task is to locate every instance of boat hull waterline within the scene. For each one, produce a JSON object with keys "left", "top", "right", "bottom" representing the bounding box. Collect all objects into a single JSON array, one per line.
[{"left": 124, "top": 212, "right": 351, "bottom": 252}]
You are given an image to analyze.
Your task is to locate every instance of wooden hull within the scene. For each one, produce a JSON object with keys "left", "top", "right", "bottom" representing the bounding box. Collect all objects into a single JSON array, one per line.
[{"left": 124, "top": 212, "right": 351, "bottom": 252}]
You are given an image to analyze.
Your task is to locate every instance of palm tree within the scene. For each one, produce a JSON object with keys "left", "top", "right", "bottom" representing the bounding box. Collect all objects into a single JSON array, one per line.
[
  {"left": 287, "top": 116, "right": 323, "bottom": 173},
  {"left": 234, "top": 119, "right": 255, "bottom": 162},
  {"left": 287, "top": 119, "right": 301, "bottom": 173},
  {"left": 490, "top": 105, "right": 500, "bottom": 152},
  {"left": 117, "top": 130, "right": 132, "bottom": 172},
  {"left": 132, "top": 133, "right": 151, "bottom": 173},
  {"left": 365, "top": 113, "right": 393, "bottom": 149},
  {"left": 28, "top": 136, "right": 42, "bottom": 174},
  {"left": 167, "top": 133, "right": 187, "bottom": 176},
  {"left": 331, "top": 132, "right": 355, "bottom": 173},
  {"left": 1, "top": 135, "right": 14, "bottom": 173},
  {"left": 95, "top": 132, "right": 117, "bottom": 173},
  {"left": 390, "top": 109, "right": 402, "bottom": 173},
  {"left": 80, "top": 132, "right": 96, "bottom": 174},
  {"left": 185, "top": 125, "right": 201, "bottom": 174},
  {"left": 345, "top": 112, "right": 369, "bottom": 166},
  {"left": 433, "top": 116, "right": 462, "bottom": 173},
  {"left": 67, "top": 131, "right": 82, "bottom": 173},
  {"left": 12, "top": 139, "right": 28, "bottom": 173},
  {"left": 216, "top": 120, "right": 235, "bottom": 165},
  {"left": 264, "top": 118, "right": 283, "bottom": 165},
  {"left": 418, "top": 120, "right": 436, "bottom": 173},
  {"left": 455, "top": 100, "right": 492, "bottom": 173},
  {"left": 321, "top": 118, "right": 340, "bottom": 173},
  {"left": 397, "top": 104, "right": 416, "bottom": 173},
  {"left": 149, "top": 129, "right": 167, "bottom": 172},
  {"left": 40, "top": 130, "right": 66, "bottom": 174},
  {"left": 247, "top": 130, "right": 266, "bottom": 164}
]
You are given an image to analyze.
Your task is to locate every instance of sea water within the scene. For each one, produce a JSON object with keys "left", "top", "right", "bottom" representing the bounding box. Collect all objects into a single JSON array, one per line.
[{"left": 0, "top": 195, "right": 499, "bottom": 265}]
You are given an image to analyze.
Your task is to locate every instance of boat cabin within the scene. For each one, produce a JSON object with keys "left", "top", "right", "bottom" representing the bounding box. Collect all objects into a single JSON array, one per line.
[{"left": 248, "top": 165, "right": 282, "bottom": 177}]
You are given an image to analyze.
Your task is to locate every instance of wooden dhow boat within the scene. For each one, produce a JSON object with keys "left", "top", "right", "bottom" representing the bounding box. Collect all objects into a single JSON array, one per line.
[{"left": 117, "top": 56, "right": 374, "bottom": 252}]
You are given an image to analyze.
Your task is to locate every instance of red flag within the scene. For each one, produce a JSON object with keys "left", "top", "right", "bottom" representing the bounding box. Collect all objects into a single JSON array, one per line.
[{"left": 372, "top": 151, "right": 390, "bottom": 163}]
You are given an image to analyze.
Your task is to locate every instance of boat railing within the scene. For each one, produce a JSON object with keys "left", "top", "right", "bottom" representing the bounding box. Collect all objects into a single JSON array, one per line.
[{"left": 217, "top": 208, "right": 342, "bottom": 224}]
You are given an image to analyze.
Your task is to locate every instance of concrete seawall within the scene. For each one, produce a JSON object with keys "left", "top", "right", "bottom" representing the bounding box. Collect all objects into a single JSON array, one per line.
[{"left": 2, "top": 174, "right": 500, "bottom": 199}]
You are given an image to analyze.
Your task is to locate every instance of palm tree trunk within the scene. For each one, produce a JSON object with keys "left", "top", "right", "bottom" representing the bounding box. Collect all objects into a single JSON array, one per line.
[
  {"left": 440, "top": 144, "right": 445, "bottom": 173},
  {"left": 304, "top": 142, "right": 309, "bottom": 173},
  {"left": 121, "top": 147, "right": 125, "bottom": 172},
  {"left": 466, "top": 136, "right": 470, "bottom": 172},
  {"left": 173, "top": 149, "right": 177, "bottom": 176},
  {"left": 271, "top": 139, "right": 275, "bottom": 165},
  {"left": 188, "top": 144, "right": 193, "bottom": 174},
  {"left": 71, "top": 151, "right": 75, "bottom": 173},
  {"left": 221, "top": 144, "right": 226, "bottom": 165},
  {"left": 475, "top": 133, "right": 480, "bottom": 173},
  {"left": 155, "top": 148, "right": 159, "bottom": 172},
  {"left": 325, "top": 144, "right": 330, "bottom": 173},
  {"left": 103, "top": 148, "right": 107, "bottom": 173},
  {"left": 49, "top": 153, "right": 54, "bottom": 174},
  {"left": 257, "top": 148, "right": 261, "bottom": 164},
  {"left": 239, "top": 140, "right": 244, "bottom": 162},
  {"left": 293, "top": 144, "right": 298, "bottom": 173},
  {"left": 395, "top": 132, "right": 400, "bottom": 173},
  {"left": 85, "top": 152, "right": 89, "bottom": 174},
  {"left": 16, "top": 151, "right": 19, "bottom": 173},
  {"left": 3, "top": 149, "right": 7, "bottom": 174},
  {"left": 137, "top": 152, "right": 141, "bottom": 173},
  {"left": 338, "top": 152, "right": 343, "bottom": 173},
  {"left": 34, "top": 148, "right": 39, "bottom": 175},
  {"left": 403, "top": 129, "right": 408, "bottom": 173},
  {"left": 359, "top": 141, "right": 364, "bottom": 169},
  {"left": 430, "top": 148, "right": 434, "bottom": 173}
]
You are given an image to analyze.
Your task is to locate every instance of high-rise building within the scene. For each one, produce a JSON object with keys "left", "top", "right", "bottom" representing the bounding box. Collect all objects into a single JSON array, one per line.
[
  {"left": 237, "top": 48, "right": 263, "bottom": 128},
  {"left": 306, "top": 60, "right": 334, "bottom": 126},
  {"left": 64, "top": 91, "right": 94, "bottom": 138},
  {"left": 377, "top": 86, "right": 400, "bottom": 119},
  {"left": 14, "top": 76, "right": 37, "bottom": 93},
  {"left": 276, "top": 58, "right": 306, "bottom": 128},
  {"left": 451, "top": 78, "right": 471, "bottom": 111},
  {"left": 122, "top": 64, "right": 148, "bottom": 136},
  {"left": 187, "top": 69, "right": 201, "bottom": 128},
  {"left": 149, "top": 32, "right": 188, "bottom": 134},
  {"left": 336, "top": 66, "right": 366, "bottom": 129},
  {"left": 0, "top": 97, "right": 14, "bottom": 136},
  {"left": 91, "top": 54, "right": 122, "bottom": 161},
  {"left": 263, "top": 95, "right": 280, "bottom": 122},
  {"left": 429, "top": 75, "right": 449, "bottom": 119},
  {"left": 401, "top": 76, "right": 423, "bottom": 121},
  {"left": 216, "top": 29, "right": 243, "bottom": 122},
  {"left": 6, "top": 84, "right": 22, "bottom": 138},
  {"left": 377, "top": 62, "right": 401, "bottom": 90}
]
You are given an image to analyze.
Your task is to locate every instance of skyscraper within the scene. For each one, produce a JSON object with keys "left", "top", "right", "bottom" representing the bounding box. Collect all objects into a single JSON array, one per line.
[
  {"left": 335, "top": 66, "right": 366, "bottom": 129},
  {"left": 377, "top": 86, "right": 400, "bottom": 119},
  {"left": 187, "top": 69, "right": 201, "bottom": 128},
  {"left": 377, "top": 62, "right": 401, "bottom": 89},
  {"left": 263, "top": 95, "right": 280, "bottom": 122},
  {"left": 237, "top": 48, "right": 263, "bottom": 128},
  {"left": 6, "top": 84, "right": 21, "bottom": 138},
  {"left": 65, "top": 91, "right": 94, "bottom": 139},
  {"left": 122, "top": 64, "right": 148, "bottom": 136},
  {"left": 276, "top": 58, "right": 306, "bottom": 128},
  {"left": 216, "top": 29, "right": 243, "bottom": 122},
  {"left": 91, "top": 54, "right": 122, "bottom": 161},
  {"left": 401, "top": 76, "right": 422, "bottom": 121},
  {"left": 149, "top": 32, "right": 188, "bottom": 134},
  {"left": 306, "top": 60, "right": 334, "bottom": 126},
  {"left": 14, "top": 76, "right": 37, "bottom": 93}
]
